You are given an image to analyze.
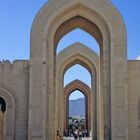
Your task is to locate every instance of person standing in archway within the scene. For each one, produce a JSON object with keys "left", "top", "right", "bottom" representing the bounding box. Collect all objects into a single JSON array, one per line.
[
  {"left": 79, "top": 129, "right": 83, "bottom": 140},
  {"left": 74, "top": 128, "right": 79, "bottom": 140}
]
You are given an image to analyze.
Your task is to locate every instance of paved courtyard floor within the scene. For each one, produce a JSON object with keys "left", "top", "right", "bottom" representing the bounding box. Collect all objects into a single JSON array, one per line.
[{"left": 63, "top": 137, "right": 91, "bottom": 140}]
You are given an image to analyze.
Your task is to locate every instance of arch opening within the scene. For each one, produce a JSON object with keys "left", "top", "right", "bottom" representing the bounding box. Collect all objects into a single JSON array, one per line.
[
  {"left": 0, "top": 97, "right": 6, "bottom": 113},
  {"left": 64, "top": 64, "right": 91, "bottom": 88},
  {"left": 57, "top": 28, "right": 100, "bottom": 55},
  {"left": 67, "top": 90, "right": 87, "bottom": 137},
  {"left": 63, "top": 63, "right": 92, "bottom": 138},
  {"left": 64, "top": 80, "right": 92, "bottom": 138},
  {"left": 58, "top": 43, "right": 98, "bottom": 139},
  {"left": 55, "top": 15, "right": 104, "bottom": 140}
]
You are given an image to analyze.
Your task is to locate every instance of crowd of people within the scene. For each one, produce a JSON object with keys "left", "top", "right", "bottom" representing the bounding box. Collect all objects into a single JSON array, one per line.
[{"left": 64, "top": 127, "right": 88, "bottom": 140}]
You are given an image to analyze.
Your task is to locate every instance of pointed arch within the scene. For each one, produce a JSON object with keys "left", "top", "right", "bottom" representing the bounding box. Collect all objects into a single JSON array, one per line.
[
  {"left": 29, "top": 1, "right": 128, "bottom": 140},
  {"left": 64, "top": 80, "right": 91, "bottom": 136},
  {"left": 31, "top": 0, "right": 126, "bottom": 57},
  {"left": 56, "top": 28, "right": 100, "bottom": 54},
  {"left": 56, "top": 43, "right": 99, "bottom": 139},
  {"left": 64, "top": 63, "right": 91, "bottom": 87},
  {"left": 0, "top": 83, "right": 16, "bottom": 139},
  {"left": 57, "top": 42, "right": 99, "bottom": 75}
]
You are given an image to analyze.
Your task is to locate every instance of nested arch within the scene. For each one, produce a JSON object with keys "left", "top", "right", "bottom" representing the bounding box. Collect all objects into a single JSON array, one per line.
[
  {"left": 64, "top": 80, "right": 91, "bottom": 98},
  {"left": 56, "top": 43, "right": 99, "bottom": 138},
  {"left": 64, "top": 80, "right": 91, "bottom": 135},
  {"left": 0, "top": 84, "right": 16, "bottom": 139},
  {"left": 57, "top": 42, "right": 99, "bottom": 76}
]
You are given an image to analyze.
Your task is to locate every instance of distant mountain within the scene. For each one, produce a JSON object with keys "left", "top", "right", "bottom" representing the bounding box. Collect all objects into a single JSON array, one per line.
[{"left": 69, "top": 98, "right": 85, "bottom": 117}]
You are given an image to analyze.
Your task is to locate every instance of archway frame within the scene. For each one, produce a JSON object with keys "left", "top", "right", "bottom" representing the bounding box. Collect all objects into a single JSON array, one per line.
[
  {"left": 29, "top": 1, "right": 128, "bottom": 140},
  {"left": 64, "top": 80, "right": 91, "bottom": 136},
  {"left": 56, "top": 43, "right": 99, "bottom": 139},
  {"left": 0, "top": 83, "right": 16, "bottom": 140}
]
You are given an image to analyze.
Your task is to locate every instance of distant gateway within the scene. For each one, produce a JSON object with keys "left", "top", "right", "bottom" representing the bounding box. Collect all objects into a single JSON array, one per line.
[{"left": 0, "top": 0, "right": 140, "bottom": 140}]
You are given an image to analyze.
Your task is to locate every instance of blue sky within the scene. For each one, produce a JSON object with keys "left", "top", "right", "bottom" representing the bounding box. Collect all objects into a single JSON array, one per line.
[
  {"left": 0, "top": 1, "right": 140, "bottom": 99},
  {"left": 111, "top": 0, "right": 140, "bottom": 60},
  {"left": 0, "top": 0, "right": 140, "bottom": 61},
  {"left": 69, "top": 90, "right": 85, "bottom": 100}
]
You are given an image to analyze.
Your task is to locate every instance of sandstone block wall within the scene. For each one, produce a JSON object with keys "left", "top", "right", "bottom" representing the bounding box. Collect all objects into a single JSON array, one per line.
[
  {"left": 128, "top": 60, "right": 140, "bottom": 140},
  {"left": 0, "top": 60, "right": 29, "bottom": 140},
  {"left": 0, "top": 59, "right": 140, "bottom": 140}
]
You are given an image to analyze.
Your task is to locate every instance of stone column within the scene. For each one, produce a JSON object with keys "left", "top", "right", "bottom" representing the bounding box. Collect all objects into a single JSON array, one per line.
[{"left": 111, "top": 39, "right": 128, "bottom": 140}]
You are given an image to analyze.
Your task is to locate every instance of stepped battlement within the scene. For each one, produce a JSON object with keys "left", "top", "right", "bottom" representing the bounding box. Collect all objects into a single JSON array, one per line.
[{"left": 0, "top": 60, "right": 29, "bottom": 76}]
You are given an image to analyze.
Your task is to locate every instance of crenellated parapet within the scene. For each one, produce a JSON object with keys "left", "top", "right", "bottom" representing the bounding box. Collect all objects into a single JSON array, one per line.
[{"left": 0, "top": 60, "right": 30, "bottom": 77}]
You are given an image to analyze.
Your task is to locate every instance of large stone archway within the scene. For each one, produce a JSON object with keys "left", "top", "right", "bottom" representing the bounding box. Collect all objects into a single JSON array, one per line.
[{"left": 29, "top": 0, "right": 128, "bottom": 140}]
